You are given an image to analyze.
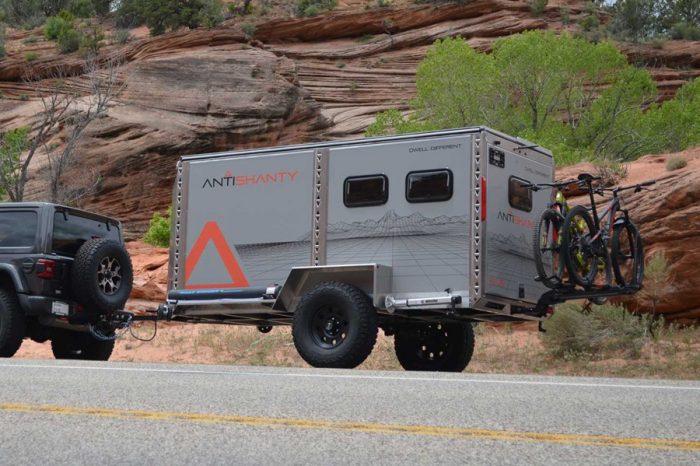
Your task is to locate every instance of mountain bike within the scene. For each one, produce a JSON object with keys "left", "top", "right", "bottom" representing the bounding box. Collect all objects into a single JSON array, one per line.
[
  {"left": 526, "top": 179, "right": 581, "bottom": 289},
  {"left": 562, "top": 173, "right": 655, "bottom": 289}
]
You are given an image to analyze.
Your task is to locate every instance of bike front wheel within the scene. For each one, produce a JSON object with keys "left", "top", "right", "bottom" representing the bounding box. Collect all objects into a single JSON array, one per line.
[
  {"left": 533, "top": 208, "right": 565, "bottom": 289},
  {"left": 611, "top": 221, "right": 644, "bottom": 288},
  {"left": 562, "top": 205, "right": 599, "bottom": 288}
]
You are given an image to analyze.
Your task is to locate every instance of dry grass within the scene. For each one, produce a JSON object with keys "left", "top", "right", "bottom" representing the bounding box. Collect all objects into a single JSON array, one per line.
[
  {"left": 103, "top": 319, "right": 700, "bottom": 379},
  {"left": 15, "top": 317, "right": 700, "bottom": 380}
]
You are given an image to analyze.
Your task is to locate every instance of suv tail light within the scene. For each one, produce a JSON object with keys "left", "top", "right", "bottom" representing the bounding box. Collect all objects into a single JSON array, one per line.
[{"left": 36, "top": 259, "right": 56, "bottom": 280}]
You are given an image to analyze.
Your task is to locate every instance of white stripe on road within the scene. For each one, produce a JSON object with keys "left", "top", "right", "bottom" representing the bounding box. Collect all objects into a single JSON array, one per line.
[{"left": 1, "top": 362, "right": 699, "bottom": 391}]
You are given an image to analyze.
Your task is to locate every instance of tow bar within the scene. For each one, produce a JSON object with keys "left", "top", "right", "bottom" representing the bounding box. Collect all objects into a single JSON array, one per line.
[{"left": 88, "top": 305, "right": 173, "bottom": 342}]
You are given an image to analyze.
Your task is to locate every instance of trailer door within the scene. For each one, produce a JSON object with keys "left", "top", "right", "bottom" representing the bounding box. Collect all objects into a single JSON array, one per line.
[{"left": 483, "top": 145, "right": 553, "bottom": 304}]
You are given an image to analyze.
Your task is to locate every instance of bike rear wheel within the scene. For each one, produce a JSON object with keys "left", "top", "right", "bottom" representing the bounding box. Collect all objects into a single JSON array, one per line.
[
  {"left": 533, "top": 209, "right": 564, "bottom": 289},
  {"left": 562, "top": 205, "right": 599, "bottom": 288},
  {"left": 611, "top": 221, "right": 644, "bottom": 287}
]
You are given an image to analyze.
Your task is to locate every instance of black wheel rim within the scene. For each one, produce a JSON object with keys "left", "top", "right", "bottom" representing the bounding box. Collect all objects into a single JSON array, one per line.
[
  {"left": 310, "top": 305, "right": 349, "bottom": 349},
  {"left": 415, "top": 324, "right": 450, "bottom": 361},
  {"left": 97, "top": 257, "right": 122, "bottom": 295}
]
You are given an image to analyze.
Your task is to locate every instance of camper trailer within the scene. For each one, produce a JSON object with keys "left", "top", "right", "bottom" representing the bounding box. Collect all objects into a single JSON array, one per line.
[{"left": 166, "top": 127, "right": 555, "bottom": 371}]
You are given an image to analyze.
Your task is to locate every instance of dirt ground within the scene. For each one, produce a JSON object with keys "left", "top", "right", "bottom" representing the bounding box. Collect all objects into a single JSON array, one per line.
[{"left": 15, "top": 316, "right": 700, "bottom": 380}]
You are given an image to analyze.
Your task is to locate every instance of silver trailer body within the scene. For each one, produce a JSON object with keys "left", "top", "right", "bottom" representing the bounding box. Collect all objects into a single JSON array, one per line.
[{"left": 167, "top": 127, "right": 554, "bottom": 325}]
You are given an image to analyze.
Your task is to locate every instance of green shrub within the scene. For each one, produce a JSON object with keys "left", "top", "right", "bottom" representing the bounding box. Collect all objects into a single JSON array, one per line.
[
  {"left": 0, "top": 24, "right": 5, "bottom": 58},
  {"left": 543, "top": 303, "right": 650, "bottom": 359},
  {"left": 24, "top": 51, "right": 39, "bottom": 61},
  {"left": 608, "top": 0, "right": 656, "bottom": 42},
  {"left": 198, "top": 0, "right": 224, "bottom": 29},
  {"left": 122, "top": 0, "right": 224, "bottom": 35},
  {"left": 530, "top": 0, "right": 548, "bottom": 17},
  {"left": 669, "top": 22, "right": 700, "bottom": 41},
  {"left": 44, "top": 15, "right": 72, "bottom": 40},
  {"left": 1, "top": 0, "right": 44, "bottom": 29},
  {"left": 144, "top": 208, "right": 172, "bottom": 247},
  {"left": 376, "top": 0, "right": 391, "bottom": 7},
  {"left": 666, "top": 156, "right": 687, "bottom": 171},
  {"left": 57, "top": 28, "right": 80, "bottom": 53},
  {"left": 69, "top": 0, "right": 94, "bottom": 18},
  {"left": 241, "top": 22, "right": 255, "bottom": 39},
  {"left": 112, "top": 28, "right": 131, "bottom": 44},
  {"left": 22, "top": 35, "right": 39, "bottom": 44},
  {"left": 559, "top": 5, "right": 570, "bottom": 25},
  {"left": 78, "top": 23, "right": 103, "bottom": 56},
  {"left": 542, "top": 304, "right": 599, "bottom": 357},
  {"left": 295, "top": 0, "right": 337, "bottom": 17},
  {"left": 19, "top": 94, "right": 29, "bottom": 101},
  {"left": 115, "top": 0, "right": 143, "bottom": 28},
  {"left": 56, "top": 9, "right": 75, "bottom": 22}
]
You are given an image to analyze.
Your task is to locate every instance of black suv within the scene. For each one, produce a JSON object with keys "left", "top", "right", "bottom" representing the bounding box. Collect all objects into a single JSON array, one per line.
[{"left": 0, "top": 203, "right": 133, "bottom": 361}]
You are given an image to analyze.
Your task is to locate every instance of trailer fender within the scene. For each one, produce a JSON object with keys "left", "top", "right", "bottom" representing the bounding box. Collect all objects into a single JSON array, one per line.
[{"left": 273, "top": 264, "right": 392, "bottom": 313}]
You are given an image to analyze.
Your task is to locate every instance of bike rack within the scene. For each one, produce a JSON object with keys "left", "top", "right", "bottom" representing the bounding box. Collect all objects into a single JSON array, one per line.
[{"left": 533, "top": 284, "right": 640, "bottom": 316}]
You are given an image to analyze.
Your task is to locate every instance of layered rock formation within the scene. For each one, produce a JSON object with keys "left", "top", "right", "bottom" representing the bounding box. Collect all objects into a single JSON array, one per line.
[{"left": 1, "top": 1, "right": 698, "bottom": 233}]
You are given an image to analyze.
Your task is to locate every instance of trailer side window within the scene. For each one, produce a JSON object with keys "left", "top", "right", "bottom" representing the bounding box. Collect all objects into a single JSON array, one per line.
[
  {"left": 508, "top": 176, "right": 532, "bottom": 212},
  {"left": 344, "top": 175, "right": 389, "bottom": 207},
  {"left": 406, "top": 169, "right": 453, "bottom": 203}
]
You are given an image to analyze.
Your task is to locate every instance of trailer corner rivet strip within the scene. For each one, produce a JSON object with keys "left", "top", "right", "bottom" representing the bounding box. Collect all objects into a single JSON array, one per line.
[{"left": 311, "top": 148, "right": 329, "bottom": 267}]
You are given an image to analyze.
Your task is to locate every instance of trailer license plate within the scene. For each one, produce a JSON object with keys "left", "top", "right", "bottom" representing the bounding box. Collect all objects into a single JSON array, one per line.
[{"left": 51, "top": 301, "right": 69, "bottom": 316}]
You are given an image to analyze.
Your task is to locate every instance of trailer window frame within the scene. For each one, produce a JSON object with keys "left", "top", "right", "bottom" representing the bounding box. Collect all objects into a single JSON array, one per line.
[
  {"left": 508, "top": 176, "right": 533, "bottom": 212},
  {"left": 405, "top": 169, "right": 453, "bottom": 203},
  {"left": 343, "top": 174, "right": 389, "bottom": 208}
]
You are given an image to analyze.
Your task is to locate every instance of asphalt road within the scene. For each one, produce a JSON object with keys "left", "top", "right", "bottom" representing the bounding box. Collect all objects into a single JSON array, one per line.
[{"left": 0, "top": 360, "right": 699, "bottom": 465}]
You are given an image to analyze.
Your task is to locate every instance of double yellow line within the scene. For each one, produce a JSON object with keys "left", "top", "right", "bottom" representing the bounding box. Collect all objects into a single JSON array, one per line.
[{"left": 2, "top": 402, "right": 699, "bottom": 452}]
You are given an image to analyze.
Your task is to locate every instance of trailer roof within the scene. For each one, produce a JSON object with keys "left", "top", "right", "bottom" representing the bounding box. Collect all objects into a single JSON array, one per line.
[{"left": 180, "top": 126, "right": 553, "bottom": 162}]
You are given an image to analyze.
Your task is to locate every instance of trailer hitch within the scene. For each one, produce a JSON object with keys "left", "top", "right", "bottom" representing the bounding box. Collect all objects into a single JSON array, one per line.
[{"left": 88, "top": 305, "right": 173, "bottom": 342}]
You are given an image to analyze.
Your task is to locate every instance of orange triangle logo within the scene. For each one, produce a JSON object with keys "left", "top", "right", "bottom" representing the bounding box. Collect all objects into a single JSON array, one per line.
[{"left": 185, "top": 221, "right": 250, "bottom": 289}]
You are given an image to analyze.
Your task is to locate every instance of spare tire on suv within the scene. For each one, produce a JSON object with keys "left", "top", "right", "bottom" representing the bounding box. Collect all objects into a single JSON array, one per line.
[{"left": 71, "top": 238, "right": 133, "bottom": 314}]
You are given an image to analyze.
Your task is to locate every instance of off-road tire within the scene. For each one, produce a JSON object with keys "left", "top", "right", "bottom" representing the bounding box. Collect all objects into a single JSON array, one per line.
[
  {"left": 562, "top": 205, "right": 599, "bottom": 288},
  {"left": 611, "top": 222, "right": 644, "bottom": 288},
  {"left": 0, "top": 288, "right": 25, "bottom": 357},
  {"left": 72, "top": 238, "right": 133, "bottom": 314},
  {"left": 394, "top": 323, "right": 474, "bottom": 372},
  {"left": 51, "top": 329, "right": 115, "bottom": 361},
  {"left": 533, "top": 208, "right": 564, "bottom": 289},
  {"left": 292, "top": 281, "right": 377, "bottom": 369}
]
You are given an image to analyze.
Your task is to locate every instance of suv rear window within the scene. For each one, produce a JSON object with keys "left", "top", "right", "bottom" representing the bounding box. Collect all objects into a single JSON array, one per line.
[
  {"left": 52, "top": 212, "right": 120, "bottom": 256},
  {"left": 0, "top": 211, "right": 37, "bottom": 248}
]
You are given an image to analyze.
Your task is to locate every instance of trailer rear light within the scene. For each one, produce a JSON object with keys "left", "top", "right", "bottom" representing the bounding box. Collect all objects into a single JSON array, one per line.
[
  {"left": 36, "top": 259, "right": 56, "bottom": 280},
  {"left": 480, "top": 177, "right": 487, "bottom": 221}
]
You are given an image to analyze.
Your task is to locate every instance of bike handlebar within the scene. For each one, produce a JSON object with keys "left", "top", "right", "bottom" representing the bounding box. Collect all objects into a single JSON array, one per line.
[{"left": 524, "top": 179, "right": 580, "bottom": 191}]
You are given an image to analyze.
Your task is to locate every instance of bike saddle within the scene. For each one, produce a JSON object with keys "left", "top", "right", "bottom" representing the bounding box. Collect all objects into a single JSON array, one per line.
[{"left": 577, "top": 173, "right": 599, "bottom": 183}]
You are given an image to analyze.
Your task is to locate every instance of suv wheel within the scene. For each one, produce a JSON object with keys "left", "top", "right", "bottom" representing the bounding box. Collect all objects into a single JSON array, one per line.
[
  {"left": 51, "top": 329, "right": 115, "bottom": 361},
  {"left": 0, "top": 288, "right": 26, "bottom": 357},
  {"left": 72, "top": 238, "right": 133, "bottom": 314}
]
